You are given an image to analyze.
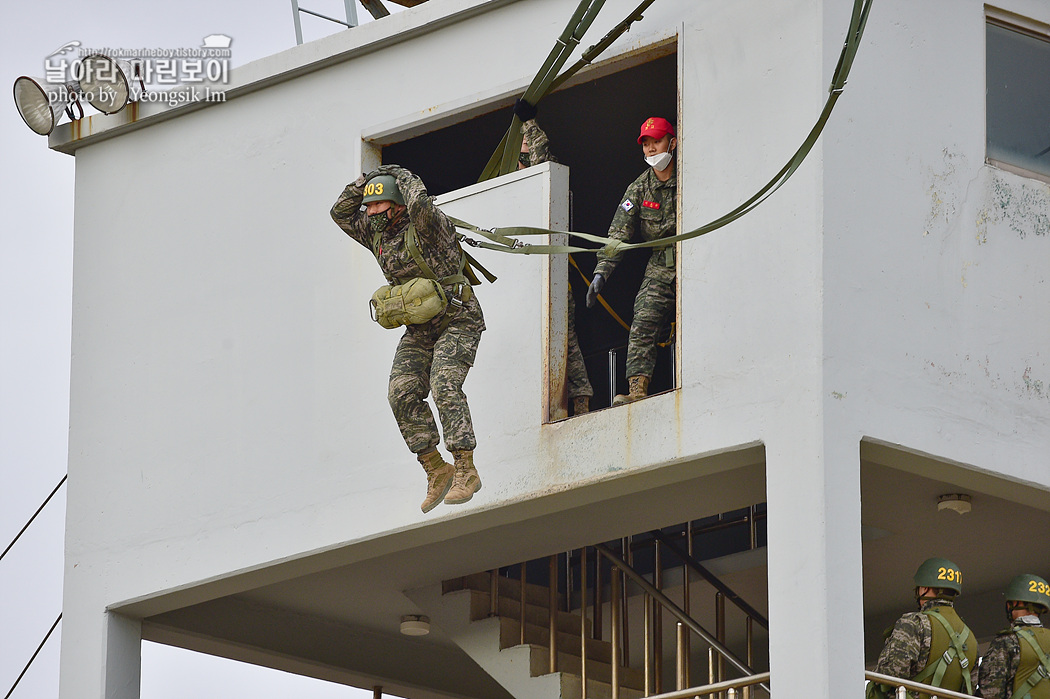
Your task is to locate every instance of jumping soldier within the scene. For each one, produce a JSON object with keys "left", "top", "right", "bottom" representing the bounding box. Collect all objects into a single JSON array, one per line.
[
  {"left": 514, "top": 97, "right": 594, "bottom": 415},
  {"left": 586, "top": 116, "right": 677, "bottom": 405},
  {"left": 330, "top": 164, "right": 484, "bottom": 512},
  {"left": 974, "top": 573, "right": 1050, "bottom": 698},
  {"left": 868, "top": 557, "right": 977, "bottom": 698}
]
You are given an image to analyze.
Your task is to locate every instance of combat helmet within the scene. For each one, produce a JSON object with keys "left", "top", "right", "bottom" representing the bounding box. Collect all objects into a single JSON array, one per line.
[
  {"left": 913, "top": 557, "right": 963, "bottom": 598},
  {"left": 362, "top": 174, "right": 405, "bottom": 206},
  {"left": 1005, "top": 573, "right": 1050, "bottom": 614}
]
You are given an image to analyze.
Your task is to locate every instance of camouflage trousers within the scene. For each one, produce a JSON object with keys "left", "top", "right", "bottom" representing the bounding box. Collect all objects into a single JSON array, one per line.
[
  {"left": 626, "top": 277, "right": 675, "bottom": 379},
  {"left": 566, "top": 290, "right": 593, "bottom": 399},
  {"left": 388, "top": 295, "right": 484, "bottom": 454}
]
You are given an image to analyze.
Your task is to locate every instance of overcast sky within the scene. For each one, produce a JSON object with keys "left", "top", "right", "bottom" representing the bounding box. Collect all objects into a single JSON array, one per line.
[{"left": 0, "top": 2, "right": 401, "bottom": 697}]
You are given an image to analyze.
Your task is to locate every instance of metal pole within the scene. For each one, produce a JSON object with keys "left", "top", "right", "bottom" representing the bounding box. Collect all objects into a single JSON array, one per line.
[
  {"left": 654, "top": 540, "right": 663, "bottom": 695},
  {"left": 622, "top": 538, "right": 631, "bottom": 667},
  {"left": 644, "top": 595, "right": 653, "bottom": 696},
  {"left": 685, "top": 522, "right": 693, "bottom": 689},
  {"left": 716, "top": 592, "right": 726, "bottom": 687},
  {"left": 744, "top": 617, "right": 753, "bottom": 699},
  {"left": 343, "top": 0, "right": 359, "bottom": 26},
  {"left": 611, "top": 565, "right": 621, "bottom": 699},
  {"left": 550, "top": 555, "right": 559, "bottom": 673},
  {"left": 520, "top": 562, "right": 527, "bottom": 646},
  {"left": 581, "top": 547, "right": 589, "bottom": 699},
  {"left": 290, "top": 0, "right": 304, "bottom": 45},
  {"left": 595, "top": 553, "right": 603, "bottom": 641},
  {"left": 372, "top": 687, "right": 382, "bottom": 699},
  {"left": 675, "top": 622, "right": 687, "bottom": 691},
  {"left": 608, "top": 349, "right": 617, "bottom": 405}
]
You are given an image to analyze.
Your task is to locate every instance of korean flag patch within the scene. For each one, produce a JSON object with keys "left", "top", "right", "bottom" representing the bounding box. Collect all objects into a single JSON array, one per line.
[{"left": 621, "top": 199, "right": 634, "bottom": 212}]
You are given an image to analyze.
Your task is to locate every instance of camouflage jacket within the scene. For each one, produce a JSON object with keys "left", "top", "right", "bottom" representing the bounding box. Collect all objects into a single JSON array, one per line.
[
  {"left": 873, "top": 600, "right": 943, "bottom": 683},
  {"left": 330, "top": 165, "right": 467, "bottom": 288},
  {"left": 522, "top": 119, "right": 556, "bottom": 166},
  {"left": 594, "top": 166, "right": 677, "bottom": 286},
  {"left": 976, "top": 616, "right": 1045, "bottom": 699}
]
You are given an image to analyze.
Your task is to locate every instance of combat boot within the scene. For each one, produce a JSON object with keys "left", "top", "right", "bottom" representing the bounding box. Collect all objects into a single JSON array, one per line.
[
  {"left": 444, "top": 450, "right": 482, "bottom": 505},
  {"left": 612, "top": 376, "right": 649, "bottom": 406},
  {"left": 573, "top": 396, "right": 590, "bottom": 415},
  {"left": 417, "top": 449, "right": 454, "bottom": 513}
]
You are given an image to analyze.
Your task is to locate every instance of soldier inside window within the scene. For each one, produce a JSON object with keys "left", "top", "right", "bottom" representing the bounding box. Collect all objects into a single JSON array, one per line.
[
  {"left": 514, "top": 97, "right": 594, "bottom": 416},
  {"left": 973, "top": 573, "right": 1050, "bottom": 699},
  {"left": 586, "top": 116, "right": 677, "bottom": 405}
]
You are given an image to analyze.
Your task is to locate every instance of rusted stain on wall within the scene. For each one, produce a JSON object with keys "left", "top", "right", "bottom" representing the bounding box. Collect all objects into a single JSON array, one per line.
[
  {"left": 915, "top": 352, "right": 1049, "bottom": 403},
  {"left": 978, "top": 171, "right": 1050, "bottom": 240},
  {"left": 923, "top": 148, "right": 965, "bottom": 237}
]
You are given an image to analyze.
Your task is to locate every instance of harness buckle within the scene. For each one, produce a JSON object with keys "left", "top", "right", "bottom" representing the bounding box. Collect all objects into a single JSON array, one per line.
[
  {"left": 1038, "top": 665, "right": 1048, "bottom": 679},
  {"left": 960, "top": 655, "right": 969, "bottom": 669},
  {"left": 512, "top": 239, "right": 529, "bottom": 250},
  {"left": 942, "top": 650, "right": 955, "bottom": 666},
  {"left": 449, "top": 283, "right": 465, "bottom": 308},
  {"left": 462, "top": 237, "right": 481, "bottom": 248}
]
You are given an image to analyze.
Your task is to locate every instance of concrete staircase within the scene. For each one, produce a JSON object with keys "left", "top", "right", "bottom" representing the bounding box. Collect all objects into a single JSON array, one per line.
[{"left": 408, "top": 572, "right": 646, "bottom": 699}]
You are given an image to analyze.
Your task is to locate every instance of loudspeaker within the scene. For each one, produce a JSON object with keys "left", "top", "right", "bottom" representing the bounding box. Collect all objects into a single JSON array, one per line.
[
  {"left": 12, "top": 75, "right": 82, "bottom": 136},
  {"left": 77, "top": 54, "right": 142, "bottom": 114}
]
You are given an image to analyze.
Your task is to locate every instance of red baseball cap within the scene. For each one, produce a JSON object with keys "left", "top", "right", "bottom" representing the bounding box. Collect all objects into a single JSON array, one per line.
[{"left": 637, "top": 116, "right": 675, "bottom": 144}]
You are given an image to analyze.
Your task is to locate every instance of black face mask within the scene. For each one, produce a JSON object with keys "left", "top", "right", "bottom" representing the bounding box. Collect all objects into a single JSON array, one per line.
[
  {"left": 369, "top": 211, "right": 391, "bottom": 235},
  {"left": 519, "top": 152, "right": 531, "bottom": 168}
]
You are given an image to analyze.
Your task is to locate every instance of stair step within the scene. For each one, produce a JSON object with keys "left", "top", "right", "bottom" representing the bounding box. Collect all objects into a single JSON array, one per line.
[
  {"left": 499, "top": 617, "right": 612, "bottom": 664},
  {"left": 467, "top": 589, "right": 595, "bottom": 637},
  {"left": 527, "top": 645, "right": 647, "bottom": 691},
  {"left": 554, "top": 671, "right": 646, "bottom": 699},
  {"left": 446, "top": 571, "right": 565, "bottom": 609}
]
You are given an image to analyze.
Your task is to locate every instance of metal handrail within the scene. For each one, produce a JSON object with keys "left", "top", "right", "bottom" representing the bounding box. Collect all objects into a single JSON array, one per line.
[
  {"left": 649, "top": 529, "right": 769, "bottom": 630},
  {"left": 645, "top": 672, "right": 771, "bottom": 699},
  {"left": 593, "top": 543, "right": 770, "bottom": 694},
  {"left": 865, "top": 671, "right": 978, "bottom": 699}
]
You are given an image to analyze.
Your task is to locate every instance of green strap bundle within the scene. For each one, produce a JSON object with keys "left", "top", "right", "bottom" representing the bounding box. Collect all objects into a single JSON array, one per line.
[{"left": 467, "top": 0, "right": 873, "bottom": 256}]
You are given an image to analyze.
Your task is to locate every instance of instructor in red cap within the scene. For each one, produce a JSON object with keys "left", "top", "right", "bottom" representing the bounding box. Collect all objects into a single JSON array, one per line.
[{"left": 587, "top": 116, "right": 678, "bottom": 404}]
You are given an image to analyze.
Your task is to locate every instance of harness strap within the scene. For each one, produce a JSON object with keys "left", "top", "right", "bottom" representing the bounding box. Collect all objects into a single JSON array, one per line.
[
  {"left": 912, "top": 611, "right": 972, "bottom": 694},
  {"left": 1017, "top": 628, "right": 1050, "bottom": 699}
]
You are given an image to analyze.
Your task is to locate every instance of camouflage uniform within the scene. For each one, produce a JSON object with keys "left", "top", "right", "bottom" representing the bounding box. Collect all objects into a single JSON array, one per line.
[
  {"left": 522, "top": 119, "right": 593, "bottom": 401},
  {"left": 975, "top": 617, "right": 1048, "bottom": 699},
  {"left": 870, "top": 599, "right": 975, "bottom": 698},
  {"left": 330, "top": 165, "right": 485, "bottom": 454},
  {"left": 594, "top": 167, "right": 677, "bottom": 380}
]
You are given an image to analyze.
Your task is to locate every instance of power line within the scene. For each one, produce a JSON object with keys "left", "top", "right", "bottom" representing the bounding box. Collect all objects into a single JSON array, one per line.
[
  {"left": 4, "top": 613, "right": 61, "bottom": 699},
  {"left": 0, "top": 474, "right": 66, "bottom": 564}
]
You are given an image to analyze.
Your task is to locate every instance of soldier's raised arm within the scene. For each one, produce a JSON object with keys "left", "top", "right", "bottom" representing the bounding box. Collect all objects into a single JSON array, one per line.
[{"left": 330, "top": 173, "right": 371, "bottom": 250}]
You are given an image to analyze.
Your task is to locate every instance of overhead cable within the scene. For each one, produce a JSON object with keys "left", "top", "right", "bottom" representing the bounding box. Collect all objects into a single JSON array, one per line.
[
  {"left": 0, "top": 474, "right": 67, "bottom": 564},
  {"left": 4, "top": 613, "right": 62, "bottom": 699}
]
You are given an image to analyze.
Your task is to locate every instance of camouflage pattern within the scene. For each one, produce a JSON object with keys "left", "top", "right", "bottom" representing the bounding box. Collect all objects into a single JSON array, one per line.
[
  {"left": 566, "top": 288, "right": 593, "bottom": 398},
  {"left": 594, "top": 167, "right": 677, "bottom": 286},
  {"left": 626, "top": 276, "right": 674, "bottom": 379},
  {"left": 331, "top": 164, "right": 485, "bottom": 453},
  {"left": 870, "top": 599, "right": 978, "bottom": 698},
  {"left": 595, "top": 167, "right": 677, "bottom": 381},
  {"left": 975, "top": 618, "right": 1047, "bottom": 699},
  {"left": 522, "top": 119, "right": 592, "bottom": 400},
  {"left": 522, "top": 118, "right": 556, "bottom": 166}
]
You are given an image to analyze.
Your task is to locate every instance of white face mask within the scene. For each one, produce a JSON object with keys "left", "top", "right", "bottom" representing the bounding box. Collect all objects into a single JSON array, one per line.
[{"left": 645, "top": 150, "right": 674, "bottom": 171}]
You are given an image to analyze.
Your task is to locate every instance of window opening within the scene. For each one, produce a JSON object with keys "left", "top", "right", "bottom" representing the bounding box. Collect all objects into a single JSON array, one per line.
[
  {"left": 986, "top": 14, "right": 1050, "bottom": 180},
  {"left": 382, "top": 49, "right": 679, "bottom": 417}
]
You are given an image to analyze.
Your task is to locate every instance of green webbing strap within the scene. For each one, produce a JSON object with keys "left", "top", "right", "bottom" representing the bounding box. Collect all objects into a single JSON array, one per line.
[
  {"left": 468, "top": 0, "right": 873, "bottom": 253},
  {"left": 913, "top": 610, "right": 972, "bottom": 694},
  {"left": 1017, "top": 628, "right": 1050, "bottom": 699},
  {"left": 480, "top": 0, "right": 607, "bottom": 181}
]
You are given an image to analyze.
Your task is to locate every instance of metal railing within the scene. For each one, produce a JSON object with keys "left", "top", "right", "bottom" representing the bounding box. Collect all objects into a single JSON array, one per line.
[
  {"left": 485, "top": 520, "right": 770, "bottom": 699},
  {"left": 865, "top": 671, "right": 979, "bottom": 699}
]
